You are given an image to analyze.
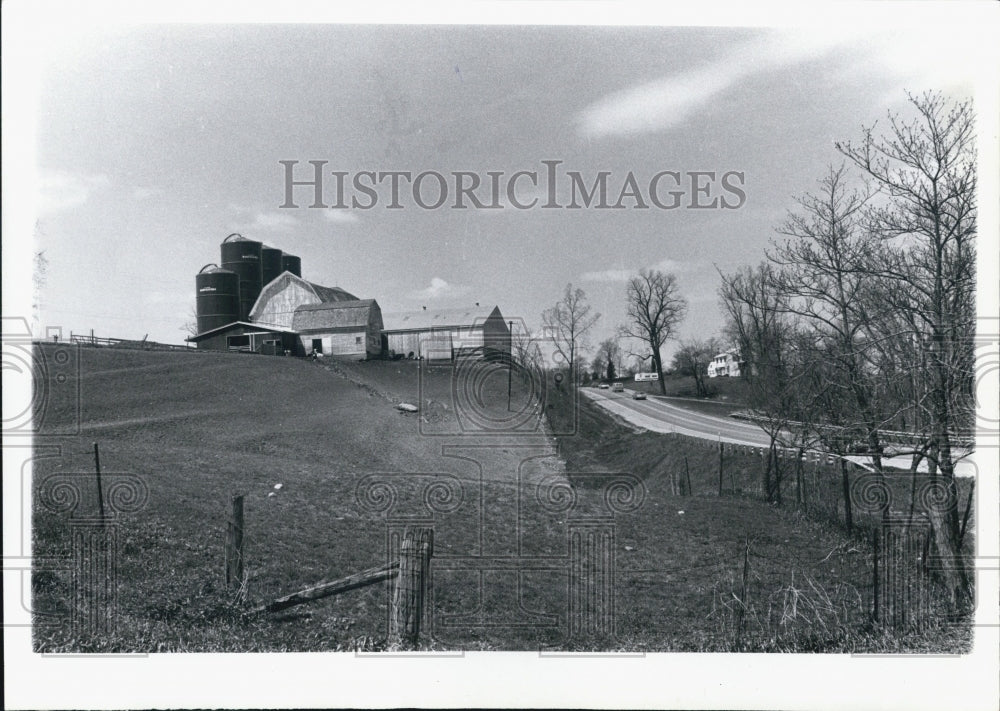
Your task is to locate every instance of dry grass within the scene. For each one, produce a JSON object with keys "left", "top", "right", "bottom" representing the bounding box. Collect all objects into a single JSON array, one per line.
[{"left": 31, "top": 347, "right": 972, "bottom": 652}]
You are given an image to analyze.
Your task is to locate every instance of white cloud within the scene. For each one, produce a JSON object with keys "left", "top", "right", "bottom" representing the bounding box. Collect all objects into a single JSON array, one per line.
[
  {"left": 409, "top": 277, "right": 470, "bottom": 301},
  {"left": 228, "top": 208, "right": 300, "bottom": 233},
  {"left": 581, "top": 259, "right": 698, "bottom": 282},
  {"left": 324, "top": 210, "right": 360, "bottom": 224},
  {"left": 37, "top": 171, "right": 110, "bottom": 212},
  {"left": 580, "top": 268, "right": 633, "bottom": 283},
  {"left": 576, "top": 31, "right": 850, "bottom": 140}
]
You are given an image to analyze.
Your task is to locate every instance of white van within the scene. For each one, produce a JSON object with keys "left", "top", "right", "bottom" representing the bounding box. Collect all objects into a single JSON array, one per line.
[{"left": 611, "top": 382, "right": 624, "bottom": 392}]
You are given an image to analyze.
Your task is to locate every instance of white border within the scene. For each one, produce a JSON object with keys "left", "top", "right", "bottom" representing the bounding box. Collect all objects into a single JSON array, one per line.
[{"left": 3, "top": 2, "right": 998, "bottom": 709}]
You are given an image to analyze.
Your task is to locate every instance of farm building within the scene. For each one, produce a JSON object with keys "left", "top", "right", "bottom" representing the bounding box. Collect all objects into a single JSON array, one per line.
[
  {"left": 248, "top": 272, "right": 358, "bottom": 330},
  {"left": 186, "top": 321, "right": 299, "bottom": 354},
  {"left": 292, "top": 300, "right": 383, "bottom": 359},
  {"left": 381, "top": 305, "right": 510, "bottom": 362},
  {"left": 188, "top": 236, "right": 510, "bottom": 362}
]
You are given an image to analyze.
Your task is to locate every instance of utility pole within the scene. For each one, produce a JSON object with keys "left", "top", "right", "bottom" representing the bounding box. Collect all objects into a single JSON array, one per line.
[{"left": 507, "top": 320, "right": 514, "bottom": 411}]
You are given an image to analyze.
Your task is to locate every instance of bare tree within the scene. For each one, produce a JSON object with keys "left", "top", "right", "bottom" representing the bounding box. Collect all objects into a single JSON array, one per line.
[
  {"left": 620, "top": 269, "right": 688, "bottom": 395},
  {"left": 181, "top": 305, "right": 199, "bottom": 339},
  {"left": 671, "top": 337, "right": 722, "bottom": 398},
  {"left": 593, "top": 337, "right": 622, "bottom": 382},
  {"left": 838, "top": 91, "right": 975, "bottom": 607},
  {"left": 511, "top": 322, "right": 543, "bottom": 370},
  {"left": 541, "top": 283, "right": 600, "bottom": 382},
  {"left": 770, "top": 164, "right": 896, "bottom": 474}
]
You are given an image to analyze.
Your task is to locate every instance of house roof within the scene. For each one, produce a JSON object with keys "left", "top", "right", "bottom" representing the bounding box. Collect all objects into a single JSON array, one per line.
[
  {"left": 381, "top": 305, "right": 503, "bottom": 332},
  {"left": 291, "top": 299, "right": 380, "bottom": 332}
]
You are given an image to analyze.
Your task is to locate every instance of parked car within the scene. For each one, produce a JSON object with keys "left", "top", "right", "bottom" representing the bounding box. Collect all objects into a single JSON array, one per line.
[
  {"left": 612, "top": 382, "right": 624, "bottom": 392},
  {"left": 598, "top": 383, "right": 610, "bottom": 389},
  {"left": 632, "top": 391, "right": 646, "bottom": 400}
]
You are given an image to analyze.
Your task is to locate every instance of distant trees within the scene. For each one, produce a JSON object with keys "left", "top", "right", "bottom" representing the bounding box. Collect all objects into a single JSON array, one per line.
[
  {"left": 718, "top": 92, "right": 976, "bottom": 607},
  {"left": 591, "top": 337, "right": 622, "bottom": 382},
  {"left": 541, "top": 283, "right": 600, "bottom": 382},
  {"left": 671, "top": 337, "right": 722, "bottom": 398},
  {"left": 620, "top": 269, "right": 688, "bottom": 395}
]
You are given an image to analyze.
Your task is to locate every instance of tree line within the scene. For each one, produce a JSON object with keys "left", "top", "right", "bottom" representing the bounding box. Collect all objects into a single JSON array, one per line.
[{"left": 717, "top": 92, "right": 975, "bottom": 608}]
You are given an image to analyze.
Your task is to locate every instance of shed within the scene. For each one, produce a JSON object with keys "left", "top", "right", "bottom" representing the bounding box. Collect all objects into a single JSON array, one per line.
[
  {"left": 291, "top": 299, "right": 383, "bottom": 359},
  {"left": 186, "top": 321, "right": 298, "bottom": 354},
  {"left": 381, "top": 305, "right": 510, "bottom": 362}
]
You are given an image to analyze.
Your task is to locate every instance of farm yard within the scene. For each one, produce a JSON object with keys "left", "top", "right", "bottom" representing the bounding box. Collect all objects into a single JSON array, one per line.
[{"left": 30, "top": 343, "right": 973, "bottom": 653}]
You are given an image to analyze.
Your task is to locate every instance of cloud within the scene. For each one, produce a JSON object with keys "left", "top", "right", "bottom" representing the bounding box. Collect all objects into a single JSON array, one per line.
[
  {"left": 228, "top": 208, "right": 300, "bottom": 233},
  {"left": 576, "top": 31, "right": 848, "bottom": 140},
  {"left": 37, "top": 171, "right": 110, "bottom": 212},
  {"left": 409, "top": 277, "right": 470, "bottom": 301},
  {"left": 580, "top": 268, "right": 633, "bottom": 283},
  {"left": 581, "top": 259, "right": 699, "bottom": 282},
  {"left": 324, "top": 210, "right": 360, "bottom": 224}
]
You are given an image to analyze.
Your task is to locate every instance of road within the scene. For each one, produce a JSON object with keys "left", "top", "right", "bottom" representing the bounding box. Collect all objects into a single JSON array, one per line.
[{"left": 581, "top": 387, "right": 977, "bottom": 477}]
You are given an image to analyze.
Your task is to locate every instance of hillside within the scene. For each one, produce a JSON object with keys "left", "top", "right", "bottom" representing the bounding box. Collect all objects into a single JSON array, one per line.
[{"left": 31, "top": 346, "right": 969, "bottom": 652}]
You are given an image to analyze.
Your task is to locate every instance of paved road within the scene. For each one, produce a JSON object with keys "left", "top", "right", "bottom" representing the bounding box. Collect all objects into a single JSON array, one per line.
[
  {"left": 582, "top": 388, "right": 773, "bottom": 446},
  {"left": 581, "top": 387, "right": 977, "bottom": 477}
]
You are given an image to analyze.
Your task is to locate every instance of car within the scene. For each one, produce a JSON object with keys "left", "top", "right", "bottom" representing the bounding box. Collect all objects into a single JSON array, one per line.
[
  {"left": 611, "top": 382, "right": 624, "bottom": 392},
  {"left": 632, "top": 391, "right": 646, "bottom": 400},
  {"left": 598, "top": 383, "right": 610, "bottom": 389}
]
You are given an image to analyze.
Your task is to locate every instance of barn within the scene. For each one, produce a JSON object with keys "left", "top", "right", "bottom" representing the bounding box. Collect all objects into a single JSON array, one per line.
[
  {"left": 249, "top": 272, "right": 358, "bottom": 330},
  {"left": 292, "top": 299, "right": 383, "bottom": 359},
  {"left": 381, "top": 304, "right": 510, "bottom": 362}
]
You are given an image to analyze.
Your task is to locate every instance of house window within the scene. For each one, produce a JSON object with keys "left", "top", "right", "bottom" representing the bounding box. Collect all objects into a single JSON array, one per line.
[{"left": 355, "top": 336, "right": 363, "bottom": 345}]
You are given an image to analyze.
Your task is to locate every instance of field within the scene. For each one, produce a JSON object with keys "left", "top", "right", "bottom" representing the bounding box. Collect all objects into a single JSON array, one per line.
[{"left": 31, "top": 344, "right": 972, "bottom": 652}]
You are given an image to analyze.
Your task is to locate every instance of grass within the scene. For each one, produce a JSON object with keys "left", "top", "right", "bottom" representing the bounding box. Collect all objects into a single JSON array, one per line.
[{"left": 31, "top": 345, "right": 972, "bottom": 652}]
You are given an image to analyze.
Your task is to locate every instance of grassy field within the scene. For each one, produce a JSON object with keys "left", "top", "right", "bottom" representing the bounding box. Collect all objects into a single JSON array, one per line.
[{"left": 31, "top": 345, "right": 972, "bottom": 652}]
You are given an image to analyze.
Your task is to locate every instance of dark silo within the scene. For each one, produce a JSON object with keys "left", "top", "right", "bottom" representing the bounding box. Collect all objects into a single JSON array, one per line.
[
  {"left": 261, "top": 246, "right": 284, "bottom": 287},
  {"left": 281, "top": 253, "right": 302, "bottom": 278},
  {"left": 195, "top": 264, "right": 240, "bottom": 334},
  {"left": 220, "top": 233, "right": 263, "bottom": 320}
]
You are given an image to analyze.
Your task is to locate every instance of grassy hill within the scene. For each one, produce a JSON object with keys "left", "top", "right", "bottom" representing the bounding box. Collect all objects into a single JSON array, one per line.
[{"left": 30, "top": 345, "right": 969, "bottom": 652}]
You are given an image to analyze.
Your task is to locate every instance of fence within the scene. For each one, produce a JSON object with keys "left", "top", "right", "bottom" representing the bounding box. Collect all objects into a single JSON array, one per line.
[{"left": 64, "top": 332, "right": 195, "bottom": 352}]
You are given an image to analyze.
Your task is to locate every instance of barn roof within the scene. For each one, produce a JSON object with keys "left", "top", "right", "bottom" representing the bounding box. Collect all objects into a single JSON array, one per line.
[
  {"left": 186, "top": 321, "right": 296, "bottom": 342},
  {"left": 291, "top": 299, "right": 380, "bottom": 332},
  {"left": 381, "top": 305, "right": 503, "bottom": 332}
]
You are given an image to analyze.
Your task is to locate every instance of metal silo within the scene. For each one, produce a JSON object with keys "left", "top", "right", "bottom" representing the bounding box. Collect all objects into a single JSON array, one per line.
[
  {"left": 220, "top": 233, "right": 262, "bottom": 320},
  {"left": 195, "top": 264, "right": 240, "bottom": 334},
  {"left": 261, "top": 246, "right": 284, "bottom": 287},
  {"left": 281, "top": 253, "right": 302, "bottom": 278}
]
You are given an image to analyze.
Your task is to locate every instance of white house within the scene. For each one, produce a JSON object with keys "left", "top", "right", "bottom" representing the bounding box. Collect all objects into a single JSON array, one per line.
[{"left": 708, "top": 351, "right": 743, "bottom": 378}]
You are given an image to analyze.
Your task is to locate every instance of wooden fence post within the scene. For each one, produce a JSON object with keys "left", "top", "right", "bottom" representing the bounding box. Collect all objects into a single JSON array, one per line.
[
  {"left": 735, "top": 537, "right": 751, "bottom": 649},
  {"left": 795, "top": 448, "right": 804, "bottom": 506},
  {"left": 93, "top": 442, "right": 106, "bottom": 523},
  {"left": 840, "top": 460, "right": 853, "bottom": 535},
  {"left": 391, "top": 528, "right": 432, "bottom": 648},
  {"left": 226, "top": 494, "right": 245, "bottom": 593},
  {"left": 872, "top": 526, "right": 879, "bottom": 623},
  {"left": 718, "top": 440, "right": 724, "bottom": 496},
  {"left": 684, "top": 457, "right": 693, "bottom": 497}
]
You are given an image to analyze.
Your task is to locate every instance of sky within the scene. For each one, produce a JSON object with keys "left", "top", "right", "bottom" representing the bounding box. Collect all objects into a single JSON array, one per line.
[{"left": 11, "top": 10, "right": 998, "bottom": 365}]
